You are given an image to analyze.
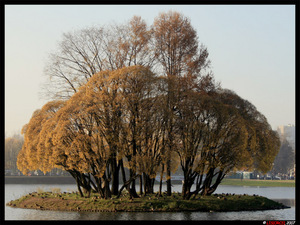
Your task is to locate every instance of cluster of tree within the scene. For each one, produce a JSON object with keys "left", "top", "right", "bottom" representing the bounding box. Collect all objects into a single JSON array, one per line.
[
  {"left": 41, "top": 12, "right": 209, "bottom": 100},
  {"left": 17, "top": 11, "right": 280, "bottom": 200},
  {"left": 5, "top": 134, "right": 24, "bottom": 172}
]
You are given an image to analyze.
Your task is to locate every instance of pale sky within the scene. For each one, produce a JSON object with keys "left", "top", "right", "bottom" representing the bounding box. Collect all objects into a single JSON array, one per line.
[{"left": 5, "top": 5, "right": 295, "bottom": 136}]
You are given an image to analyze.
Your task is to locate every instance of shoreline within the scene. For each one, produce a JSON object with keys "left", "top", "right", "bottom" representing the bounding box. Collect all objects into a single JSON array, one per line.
[
  {"left": 5, "top": 176, "right": 295, "bottom": 187},
  {"left": 5, "top": 176, "right": 76, "bottom": 184},
  {"left": 220, "top": 178, "right": 295, "bottom": 187},
  {"left": 6, "top": 192, "right": 289, "bottom": 213}
]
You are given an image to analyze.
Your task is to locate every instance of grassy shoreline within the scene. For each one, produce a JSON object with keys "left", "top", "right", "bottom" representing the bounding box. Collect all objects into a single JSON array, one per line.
[
  {"left": 6, "top": 191, "right": 289, "bottom": 213},
  {"left": 220, "top": 179, "right": 295, "bottom": 187},
  {"left": 5, "top": 176, "right": 295, "bottom": 187}
]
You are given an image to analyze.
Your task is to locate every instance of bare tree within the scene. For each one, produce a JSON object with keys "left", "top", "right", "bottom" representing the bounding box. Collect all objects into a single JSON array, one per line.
[
  {"left": 152, "top": 11, "right": 210, "bottom": 78},
  {"left": 152, "top": 10, "right": 211, "bottom": 195},
  {"left": 42, "top": 27, "right": 106, "bottom": 99},
  {"left": 42, "top": 16, "right": 154, "bottom": 100}
]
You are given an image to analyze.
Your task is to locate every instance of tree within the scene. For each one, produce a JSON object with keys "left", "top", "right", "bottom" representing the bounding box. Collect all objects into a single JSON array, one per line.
[
  {"left": 91, "top": 65, "right": 163, "bottom": 197},
  {"left": 196, "top": 94, "right": 248, "bottom": 196},
  {"left": 216, "top": 89, "right": 281, "bottom": 174},
  {"left": 152, "top": 10, "right": 210, "bottom": 78},
  {"left": 18, "top": 11, "right": 280, "bottom": 201},
  {"left": 103, "top": 16, "right": 154, "bottom": 70},
  {"left": 174, "top": 84, "right": 247, "bottom": 199},
  {"left": 42, "top": 16, "right": 153, "bottom": 100},
  {"left": 17, "top": 99, "right": 103, "bottom": 197},
  {"left": 19, "top": 65, "right": 164, "bottom": 199},
  {"left": 5, "top": 134, "right": 24, "bottom": 172},
  {"left": 43, "top": 27, "right": 105, "bottom": 99},
  {"left": 41, "top": 12, "right": 211, "bottom": 197},
  {"left": 17, "top": 100, "right": 65, "bottom": 175},
  {"left": 82, "top": 65, "right": 161, "bottom": 197},
  {"left": 115, "top": 66, "right": 165, "bottom": 195},
  {"left": 272, "top": 139, "right": 294, "bottom": 175},
  {"left": 152, "top": 10, "right": 211, "bottom": 196},
  {"left": 172, "top": 81, "right": 280, "bottom": 199}
]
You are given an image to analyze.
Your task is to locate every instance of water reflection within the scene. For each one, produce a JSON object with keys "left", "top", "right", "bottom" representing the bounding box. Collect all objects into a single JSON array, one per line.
[
  {"left": 75, "top": 211, "right": 186, "bottom": 220},
  {"left": 273, "top": 199, "right": 295, "bottom": 207},
  {"left": 74, "top": 208, "right": 295, "bottom": 221},
  {"left": 21, "top": 210, "right": 78, "bottom": 221},
  {"left": 12, "top": 208, "right": 294, "bottom": 221}
]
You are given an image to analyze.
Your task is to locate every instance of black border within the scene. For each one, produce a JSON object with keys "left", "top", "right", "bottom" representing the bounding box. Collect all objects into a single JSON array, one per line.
[{"left": 2, "top": 2, "right": 298, "bottom": 224}]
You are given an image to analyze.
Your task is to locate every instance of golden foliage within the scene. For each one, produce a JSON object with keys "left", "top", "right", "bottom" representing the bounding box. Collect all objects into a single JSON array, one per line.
[
  {"left": 17, "top": 11, "right": 279, "bottom": 198},
  {"left": 17, "top": 101, "right": 65, "bottom": 175}
]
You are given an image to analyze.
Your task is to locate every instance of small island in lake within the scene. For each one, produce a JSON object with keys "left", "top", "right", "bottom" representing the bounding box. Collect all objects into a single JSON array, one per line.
[
  {"left": 9, "top": 10, "right": 289, "bottom": 216},
  {"left": 7, "top": 191, "right": 289, "bottom": 213}
]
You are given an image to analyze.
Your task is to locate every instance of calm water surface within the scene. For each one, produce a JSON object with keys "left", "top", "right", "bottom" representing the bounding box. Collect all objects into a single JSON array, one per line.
[{"left": 4, "top": 184, "right": 295, "bottom": 221}]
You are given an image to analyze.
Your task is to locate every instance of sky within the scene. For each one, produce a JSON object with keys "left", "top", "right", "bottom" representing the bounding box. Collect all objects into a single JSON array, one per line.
[{"left": 5, "top": 4, "right": 295, "bottom": 136}]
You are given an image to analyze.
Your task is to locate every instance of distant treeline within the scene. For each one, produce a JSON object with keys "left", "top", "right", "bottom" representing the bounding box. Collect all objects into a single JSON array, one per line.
[{"left": 5, "top": 176, "right": 76, "bottom": 184}]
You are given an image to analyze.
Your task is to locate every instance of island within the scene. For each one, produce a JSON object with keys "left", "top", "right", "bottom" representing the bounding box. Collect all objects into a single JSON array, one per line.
[{"left": 7, "top": 191, "right": 289, "bottom": 212}]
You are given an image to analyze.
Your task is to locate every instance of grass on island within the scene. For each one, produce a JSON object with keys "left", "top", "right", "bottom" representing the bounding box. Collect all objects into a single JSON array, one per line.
[
  {"left": 6, "top": 190, "right": 289, "bottom": 213},
  {"left": 220, "top": 178, "right": 295, "bottom": 187}
]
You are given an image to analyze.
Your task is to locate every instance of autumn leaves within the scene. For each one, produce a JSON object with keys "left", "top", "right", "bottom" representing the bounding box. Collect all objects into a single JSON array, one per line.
[
  {"left": 17, "top": 11, "right": 280, "bottom": 200},
  {"left": 17, "top": 65, "right": 280, "bottom": 200}
]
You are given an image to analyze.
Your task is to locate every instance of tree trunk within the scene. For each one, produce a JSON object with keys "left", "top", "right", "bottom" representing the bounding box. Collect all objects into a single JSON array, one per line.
[
  {"left": 150, "top": 178, "right": 155, "bottom": 193},
  {"left": 159, "top": 164, "right": 164, "bottom": 196},
  {"left": 166, "top": 157, "right": 172, "bottom": 196},
  {"left": 181, "top": 177, "right": 194, "bottom": 199},
  {"left": 118, "top": 160, "right": 139, "bottom": 198},
  {"left": 76, "top": 177, "right": 84, "bottom": 197},
  {"left": 104, "top": 178, "right": 111, "bottom": 199},
  {"left": 117, "top": 173, "right": 140, "bottom": 198},
  {"left": 139, "top": 174, "right": 143, "bottom": 195},
  {"left": 205, "top": 170, "right": 226, "bottom": 196},
  {"left": 130, "top": 172, "right": 138, "bottom": 198},
  {"left": 200, "top": 168, "right": 223, "bottom": 196},
  {"left": 110, "top": 158, "right": 120, "bottom": 195},
  {"left": 189, "top": 173, "right": 204, "bottom": 199},
  {"left": 143, "top": 173, "right": 154, "bottom": 195}
]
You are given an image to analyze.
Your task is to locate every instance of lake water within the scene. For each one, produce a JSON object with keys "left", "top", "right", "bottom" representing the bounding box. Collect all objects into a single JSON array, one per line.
[{"left": 4, "top": 184, "right": 295, "bottom": 221}]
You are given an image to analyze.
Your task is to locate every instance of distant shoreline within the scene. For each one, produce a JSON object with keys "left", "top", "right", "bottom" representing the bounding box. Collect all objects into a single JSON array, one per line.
[
  {"left": 4, "top": 176, "right": 182, "bottom": 185},
  {"left": 5, "top": 176, "right": 76, "bottom": 184},
  {"left": 220, "top": 178, "right": 295, "bottom": 187},
  {"left": 5, "top": 176, "right": 295, "bottom": 187}
]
